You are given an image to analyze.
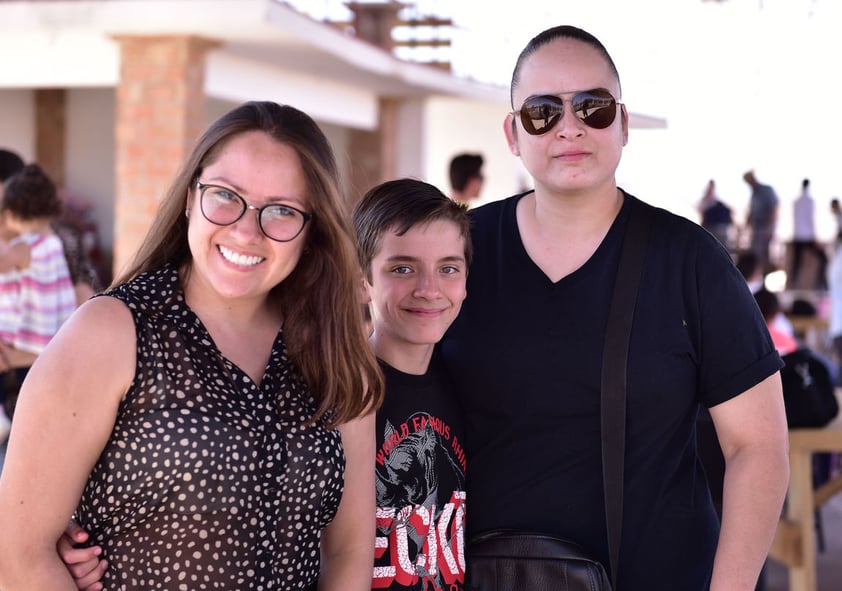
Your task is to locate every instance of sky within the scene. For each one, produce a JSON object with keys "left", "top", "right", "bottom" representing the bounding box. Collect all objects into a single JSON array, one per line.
[{"left": 289, "top": 0, "right": 842, "bottom": 241}]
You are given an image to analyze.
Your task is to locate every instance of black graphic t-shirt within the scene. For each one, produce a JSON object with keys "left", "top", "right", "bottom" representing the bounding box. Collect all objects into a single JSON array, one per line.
[{"left": 373, "top": 354, "right": 467, "bottom": 590}]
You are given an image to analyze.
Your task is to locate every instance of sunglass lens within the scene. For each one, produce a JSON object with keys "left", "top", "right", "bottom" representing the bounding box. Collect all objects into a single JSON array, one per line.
[
  {"left": 520, "top": 96, "right": 563, "bottom": 135},
  {"left": 573, "top": 91, "right": 617, "bottom": 129}
]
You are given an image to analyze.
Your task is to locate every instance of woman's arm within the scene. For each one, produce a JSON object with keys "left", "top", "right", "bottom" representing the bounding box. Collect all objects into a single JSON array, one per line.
[
  {"left": 0, "top": 296, "right": 136, "bottom": 590},
  {"left": 708, "top": 372, "right": 790, "bottom": 591},
  {"left": 318, "top": 411, "right": 376, "bottom": 591}
]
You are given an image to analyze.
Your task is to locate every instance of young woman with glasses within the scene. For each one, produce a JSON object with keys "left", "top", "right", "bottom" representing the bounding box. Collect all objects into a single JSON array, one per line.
[
  {"left": 440, "top": 25, "right": 789, "bottom": 591},
  {"left": 0, "top": 101, "right": 384, "bottom": 590}
]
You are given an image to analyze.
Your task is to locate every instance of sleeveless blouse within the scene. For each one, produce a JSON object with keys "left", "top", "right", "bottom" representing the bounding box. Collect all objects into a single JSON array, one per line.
[{"left": 75, "top": 264, "right": 344, "bottom": 590}]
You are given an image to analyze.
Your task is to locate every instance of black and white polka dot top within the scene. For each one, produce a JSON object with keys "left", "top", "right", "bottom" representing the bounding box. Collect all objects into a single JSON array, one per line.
[{"left": 75, "top": 264, "right": 344, "bottom": 590}]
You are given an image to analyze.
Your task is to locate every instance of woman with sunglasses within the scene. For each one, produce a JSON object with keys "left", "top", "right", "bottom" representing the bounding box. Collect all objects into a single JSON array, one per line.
[
  {"left": 0, "top": 101, "right": 384, "bottom": 590},
  {"left": 440, "top": 25, "right": 789, "bottom": 591}
]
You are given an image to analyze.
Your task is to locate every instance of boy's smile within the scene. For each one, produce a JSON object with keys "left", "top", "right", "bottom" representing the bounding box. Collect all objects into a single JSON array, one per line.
[{"left": 365, "top": 219, "right": 467, "bottom": 374}]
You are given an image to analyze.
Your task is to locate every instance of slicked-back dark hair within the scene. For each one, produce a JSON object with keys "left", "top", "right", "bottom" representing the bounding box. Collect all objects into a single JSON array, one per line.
[
  {"left": 510, "top": 25, "right": 621, "bottom": 108},
  {"left": 353, "top": 178, "right": 472, "bottom": 282}
]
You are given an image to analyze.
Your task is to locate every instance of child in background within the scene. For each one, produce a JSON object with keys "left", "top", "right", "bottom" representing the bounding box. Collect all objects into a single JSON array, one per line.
[
  {"left": 0, "top": 149, "right": 102, "bottom": 306},
  {"left": 753, "top": 288, "right": 799, "bottom": 355},
  {"left": 0, "top": 164, "right": 76, "bottom": 410}
]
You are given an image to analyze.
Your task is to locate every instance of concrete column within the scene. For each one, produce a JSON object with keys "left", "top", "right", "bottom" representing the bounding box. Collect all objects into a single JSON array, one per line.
[{"left": 112, "top": 34, "right": 218, "bottom": 277}]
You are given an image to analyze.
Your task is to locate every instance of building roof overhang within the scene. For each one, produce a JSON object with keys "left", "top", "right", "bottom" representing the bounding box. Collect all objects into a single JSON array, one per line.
[{"left": 0, "top": 0, "right": 666, "bottom": 129}]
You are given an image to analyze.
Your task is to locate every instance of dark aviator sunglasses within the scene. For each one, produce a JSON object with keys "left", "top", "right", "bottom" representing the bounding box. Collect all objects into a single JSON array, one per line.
[{"left": 513, "top": 89, "right": 621, "bottom": 135}]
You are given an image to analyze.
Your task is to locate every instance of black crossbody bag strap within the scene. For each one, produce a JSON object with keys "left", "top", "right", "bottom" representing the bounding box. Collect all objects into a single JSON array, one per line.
[{"left": 601, "top": 199, "right": 653, "bottom": 588}]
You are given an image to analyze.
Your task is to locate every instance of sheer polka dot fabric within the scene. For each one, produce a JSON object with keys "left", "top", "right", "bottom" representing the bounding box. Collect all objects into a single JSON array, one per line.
[{"left": 76, "top": 265, "right": 344, "bottom": 589}]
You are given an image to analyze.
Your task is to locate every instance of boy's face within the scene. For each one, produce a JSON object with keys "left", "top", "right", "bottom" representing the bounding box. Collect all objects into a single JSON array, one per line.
[{"left": 364, "top": 219, "right": 467, "bottom": 356}]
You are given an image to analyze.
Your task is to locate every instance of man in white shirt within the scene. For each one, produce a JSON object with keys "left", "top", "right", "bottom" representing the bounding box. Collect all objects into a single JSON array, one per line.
[{"left": 791, "top": 178, "right": 828, "bottom": 289}]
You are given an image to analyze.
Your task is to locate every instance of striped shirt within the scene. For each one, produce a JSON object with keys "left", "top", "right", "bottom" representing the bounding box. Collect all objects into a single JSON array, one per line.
[{"left": 0, "top": 232, "right": 76, "bottom": 354}]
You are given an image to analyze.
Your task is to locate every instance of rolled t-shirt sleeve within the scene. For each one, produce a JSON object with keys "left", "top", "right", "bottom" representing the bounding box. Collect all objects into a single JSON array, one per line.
[{"left": 693, "top": 238, "right": 783, "bottom": 408}]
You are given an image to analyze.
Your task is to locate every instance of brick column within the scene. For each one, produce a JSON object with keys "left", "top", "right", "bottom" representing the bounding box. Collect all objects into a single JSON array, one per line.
[
  {"left": 347, "top": 97, "right": 399, "bottom": 206},
  {"left": 344, "top": 2, "right": 403, "bottom": 205},
  {"left": 35, "top": 88, "right": 66, "bottom": 188},
  {"left": 112, "top": 35, "right": 218, "bottom": 277},
  {"left": 346, "top": 1, "right": 402, "bottom": 51}
]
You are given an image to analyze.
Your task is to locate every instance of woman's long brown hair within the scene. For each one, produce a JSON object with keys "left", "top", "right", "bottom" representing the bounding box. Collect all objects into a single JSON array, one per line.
[{"left": 114, "top": 101, "right": 384, "bottom": 426}]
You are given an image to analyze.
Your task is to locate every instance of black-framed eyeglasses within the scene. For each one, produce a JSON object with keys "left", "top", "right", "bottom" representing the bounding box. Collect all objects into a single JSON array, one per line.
[
  {"left": 512, "top": 88, "right": 621, "bottom": 135},
  {"left": 196, "top": 181, "right": 312, "bottom": 243}
]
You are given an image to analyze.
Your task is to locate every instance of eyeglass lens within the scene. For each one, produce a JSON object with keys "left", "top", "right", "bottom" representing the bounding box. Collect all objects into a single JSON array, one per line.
[
  {"left": 198, "top": 184, "right": 309, "bottom": 242},
  {"left": 518, "top": 90, "right": 617, "bottom": 135}
]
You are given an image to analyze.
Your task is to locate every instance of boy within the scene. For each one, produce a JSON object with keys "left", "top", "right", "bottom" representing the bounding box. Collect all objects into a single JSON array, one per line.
[
  {"left": 354, "top": 178, "right": 470, "bottom": 590},
  {"left": 58, "top": 178, "right": 471, "bottom": 591}
]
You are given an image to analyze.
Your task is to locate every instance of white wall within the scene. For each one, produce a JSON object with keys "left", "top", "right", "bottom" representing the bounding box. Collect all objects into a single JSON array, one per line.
[
  {"left": 392, "top": 98, "right": 426, "bottom": 182},
  {"left": 319, "top": 121, "right": 353, "bottom": 200},
  {"left": 65, "top": 88, "right": 115, "bottom": 268},
  {"left": 0, "top": 89, "right": 35, "bottom": 161},
  {"left": 424, "top": 96, "right": 527, "bottom": 207}
]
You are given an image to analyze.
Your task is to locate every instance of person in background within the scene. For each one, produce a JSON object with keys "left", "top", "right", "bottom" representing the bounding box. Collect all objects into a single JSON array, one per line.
[
  {"left": 0, "top": 150, "right": 29, "bottom": 439},
  {"left": 735, "top": 249, "right": 765, "bottom": 294},
  {"left": 0, "top": 101, "right": 384, "bottom": 590},
  {"left": 831, "top": 198, "right": 842, "bottom": 245},
  {"left": 790, "top": 178, "right": 828, "bottom": 290},
  {"left": 828, "top": 225, "right": 842, "bottom": 367},
  {"left": 447, "top": 153, "right": 484, "bottom": 204},
  {"left": 354, "top": 178, "right": 469, "bottom": 590},
  {"left": 0, "top": 149, "right": 101, "bottom": 305},
  {"left": 697, "top": 179, "right": 733, "bottom": 248},
  {"left": 754, "top": 288, "right": 799, "bottom": 356},
  {"left": 828, "top": 198, "right": 842, "bottom": 372},
  {"left": 440, "top": 25, "right": 789, "bottom": 590},
  {"left": 0, "top": 164, "right": 77, "bottom": 419},
  {"left": 0, "top": 149, "right": 101, "bottom": 463},
  {"left": 0, "top": 150, "right": 24, "bottom": 191},
  {"left": 743, "top": 170, "right": 779, "bottom": 272},
  {"left": 735, "top": 249, "right": 794, "bottom": 338}
]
